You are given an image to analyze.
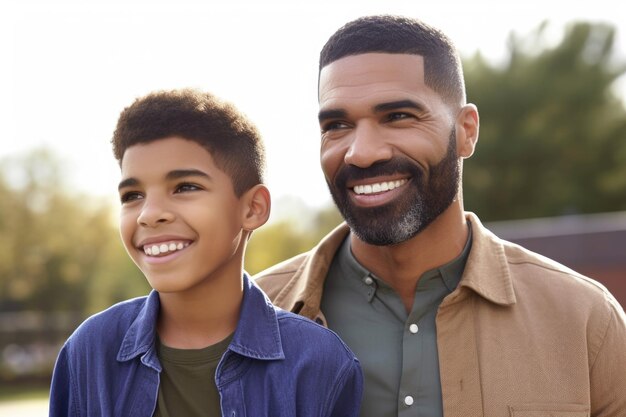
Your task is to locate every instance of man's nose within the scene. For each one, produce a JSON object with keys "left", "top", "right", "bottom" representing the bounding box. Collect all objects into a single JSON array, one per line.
[{"left": 343, "top": 122, "right": 393, "bottom": 168}]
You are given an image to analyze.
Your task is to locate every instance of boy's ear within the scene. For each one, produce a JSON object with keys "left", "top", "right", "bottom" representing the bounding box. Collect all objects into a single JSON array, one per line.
[{"left": 241, "top": 184, "right": 271, "bottom": 232}]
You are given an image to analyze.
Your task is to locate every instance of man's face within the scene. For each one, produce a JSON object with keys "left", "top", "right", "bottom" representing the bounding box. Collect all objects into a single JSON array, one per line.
[{"left": 318, "top": 53, "right": 461, "bottom": 245}]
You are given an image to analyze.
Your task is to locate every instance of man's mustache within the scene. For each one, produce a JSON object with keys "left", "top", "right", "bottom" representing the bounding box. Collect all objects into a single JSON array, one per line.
[{"left": 333, "top": 158, "right": 423, "bottom": 188}]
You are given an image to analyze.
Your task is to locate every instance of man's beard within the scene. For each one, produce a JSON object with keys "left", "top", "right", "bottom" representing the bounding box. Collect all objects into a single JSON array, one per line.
[{"left": 327, "top": 129, "right": 461, "bottom": 246}]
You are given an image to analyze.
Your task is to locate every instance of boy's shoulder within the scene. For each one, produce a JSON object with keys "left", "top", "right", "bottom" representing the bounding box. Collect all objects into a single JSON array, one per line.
[
  {"left": 64, "top": 295, "right": 152, "bottom": 351},
  {"left": 273, "top": 307, "right": 356, "bottom": 361}
]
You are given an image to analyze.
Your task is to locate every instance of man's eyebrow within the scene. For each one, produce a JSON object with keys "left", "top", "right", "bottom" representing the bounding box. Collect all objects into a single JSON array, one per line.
[
  {"left": 374, "top": 100, "right": 426, "bottom": 113},
  {"left": 117, "top": 169, "right": 211, "bottom": 191},
  {"left": 318, "top": 109, "right": 348, "bottom": 124},
  {"left": 318, "top": 100, "right": 425, "bottom": 123}
]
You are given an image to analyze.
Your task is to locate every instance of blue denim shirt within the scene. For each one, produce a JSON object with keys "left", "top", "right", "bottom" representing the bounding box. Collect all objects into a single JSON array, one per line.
[{"left": 49, "top": 275, "right": 362, "bottom": 416}]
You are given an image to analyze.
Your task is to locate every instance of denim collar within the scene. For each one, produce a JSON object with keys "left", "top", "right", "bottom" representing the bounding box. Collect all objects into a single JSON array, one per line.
[{"left": 117, "top": 274, "right": 285, "bottom": 368}]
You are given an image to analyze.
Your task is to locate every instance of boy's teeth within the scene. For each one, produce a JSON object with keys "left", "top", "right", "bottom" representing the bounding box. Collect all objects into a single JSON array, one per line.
[
  {"left": 143, "top": 241, "right": 189, "bottom": 256},
  {"left": 353, "top": 179, "right": 407, "bottom": 195}
]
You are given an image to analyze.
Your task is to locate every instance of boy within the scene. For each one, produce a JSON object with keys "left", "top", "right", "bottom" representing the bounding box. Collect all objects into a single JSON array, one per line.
[{"left": 49, "top": 89, "right": 362, "bottom": 417}]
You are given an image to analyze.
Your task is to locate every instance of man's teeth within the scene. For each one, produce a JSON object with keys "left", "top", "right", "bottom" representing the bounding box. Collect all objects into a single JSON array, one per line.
[
  {"left": 353, "top": 179, "right": 407, "bottom": 195},
  {"left": 144, "top": 241, "right": 189, "bottom": 256}
]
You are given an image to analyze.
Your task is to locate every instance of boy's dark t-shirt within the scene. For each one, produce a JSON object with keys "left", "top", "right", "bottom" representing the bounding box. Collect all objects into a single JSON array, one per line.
[{"left": 154, "top": 334, "right": 234, "bottom": 416}]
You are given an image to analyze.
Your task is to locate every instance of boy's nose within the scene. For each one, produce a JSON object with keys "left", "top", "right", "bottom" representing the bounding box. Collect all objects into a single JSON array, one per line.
[
  {"left": 137, "top": 199, "right": 175, "bottom": 227},
  {"left": 343, "top": 123, "right": 393, "bottom": 168}
]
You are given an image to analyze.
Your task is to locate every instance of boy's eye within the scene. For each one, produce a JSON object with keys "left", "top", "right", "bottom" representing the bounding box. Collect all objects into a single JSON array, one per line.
[
  {"left": 175, "top": 183, "right": 201, "bottom": 193},
  {"left": 120, "top": 191, "right": 143, "bottom": 204}
]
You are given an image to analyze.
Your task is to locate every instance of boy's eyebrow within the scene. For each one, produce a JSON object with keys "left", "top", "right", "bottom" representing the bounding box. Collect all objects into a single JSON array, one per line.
[
  {"left": 165, "top": 169, "right": 212, "bottom": 181},
  {"left": 117, "top": 169, "right": 211, "bottom": 191},
  {"left": 118, "top": 177, "right": 138, "bottom": 191}
]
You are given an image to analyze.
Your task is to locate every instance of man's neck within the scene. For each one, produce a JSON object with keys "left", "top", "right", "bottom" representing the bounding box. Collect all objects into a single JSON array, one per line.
[{"left": 350, "top": 203, "right": 468, "bottom": 312}]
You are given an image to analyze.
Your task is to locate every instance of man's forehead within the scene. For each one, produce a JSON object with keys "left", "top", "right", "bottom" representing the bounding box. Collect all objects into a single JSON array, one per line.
[{"left": 318, "top": 53, "right": 427, "bottom": 103}]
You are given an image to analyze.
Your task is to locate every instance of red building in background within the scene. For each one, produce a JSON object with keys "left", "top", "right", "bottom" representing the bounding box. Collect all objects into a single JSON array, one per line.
[{"left": 488, "top": 211, "right": 626, "bottom": 308}]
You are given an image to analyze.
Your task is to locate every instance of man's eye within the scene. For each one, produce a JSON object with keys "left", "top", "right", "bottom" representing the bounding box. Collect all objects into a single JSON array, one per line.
[
  {"left": 387, "top": 112, "right": 412, "bottom": 121},
  {"left": 120, "top": 192, "right": 142, "bottom": 203},
  {"left": 175, "top": 183, "right": 201, "bottom": 193},
  {"left": 321, "top": 121, "right": 349, "bottom": 133}
]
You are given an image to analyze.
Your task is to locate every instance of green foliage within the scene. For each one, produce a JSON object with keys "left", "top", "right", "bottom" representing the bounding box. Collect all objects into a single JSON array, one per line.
[
  {"left": 2, "top": 21, "right": 625, "bottom": 311},
  {"left": 464, "top": 22, "right": 626, "bottom": 221},
  {"left": 0, "top": 150, "right": 148, "bottom": 315},
  {"left": 245, "top": 204, "right": 343, "bottom": 274}
]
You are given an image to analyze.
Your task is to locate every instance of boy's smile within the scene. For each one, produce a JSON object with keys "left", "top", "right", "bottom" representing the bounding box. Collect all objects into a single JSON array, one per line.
[
  {"left": 118, "top": 136, "right": 248, "bottom": 295},
  {"left": 142, "top": 240, "right": 189, "bottom": 257}
]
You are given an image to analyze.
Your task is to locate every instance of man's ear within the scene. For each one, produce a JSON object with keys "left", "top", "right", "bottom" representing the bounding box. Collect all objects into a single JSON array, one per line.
[
  {"left": 241, "top": 184, "right": 271, "bottom": 232},
  {"left": 455, "top": 104, "right": 479, "bottom": 158}
]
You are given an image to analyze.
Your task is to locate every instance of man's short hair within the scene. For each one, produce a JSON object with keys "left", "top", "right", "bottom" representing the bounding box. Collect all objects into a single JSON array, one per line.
[
  {"left": 112, "top": 88, "right": 265, "bottom": 196},
  {"left": 319, "top": 15, "right": 466, "bottom": 108}
]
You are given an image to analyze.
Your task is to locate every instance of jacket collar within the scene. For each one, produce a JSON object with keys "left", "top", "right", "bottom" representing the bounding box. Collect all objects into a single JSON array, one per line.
[
  {"left": 273, "top": 223, "right": 350, "bottom": 318},
  {"left": 273, "top": 212, "right": 516, "bottom": 315},
  {"left": 229, "top": 274, "right": 284, "bottom": 360},
  {"left": 448, "top": 212, "right": 516, "bottom": 306},
  {"left": 116, "top": 290, "right": 161, "bottom": 368},
  {"left": 117, "top": 274, "right": 284, "bottom": 366}
]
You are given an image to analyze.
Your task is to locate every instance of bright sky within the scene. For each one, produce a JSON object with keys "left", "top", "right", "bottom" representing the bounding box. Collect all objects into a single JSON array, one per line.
[{"left": 1, "top": 0, "right": 625, "bottom": 218}]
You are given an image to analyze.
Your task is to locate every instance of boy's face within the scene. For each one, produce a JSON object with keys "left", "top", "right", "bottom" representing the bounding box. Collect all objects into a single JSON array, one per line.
[{"left": 118, "top": 136, "right": 247, "bottom": 294}]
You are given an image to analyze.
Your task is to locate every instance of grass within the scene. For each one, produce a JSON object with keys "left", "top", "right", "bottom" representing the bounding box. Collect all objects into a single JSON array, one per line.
[{"left": 0, "top": 385, "right": 49, "bottom": 403}]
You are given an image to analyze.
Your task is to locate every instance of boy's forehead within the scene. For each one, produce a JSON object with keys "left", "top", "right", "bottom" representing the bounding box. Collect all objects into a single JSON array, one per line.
[{"left": 120, "top": 136, "right": 216, "bottom": 177}]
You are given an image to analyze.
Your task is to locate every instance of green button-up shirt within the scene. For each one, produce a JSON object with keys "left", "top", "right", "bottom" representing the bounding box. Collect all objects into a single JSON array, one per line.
[{"left": 321, "top": 227, "right": 472, "bottom": 417}]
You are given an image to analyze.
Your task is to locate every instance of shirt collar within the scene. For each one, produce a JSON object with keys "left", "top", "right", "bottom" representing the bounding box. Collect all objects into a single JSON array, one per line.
[
  {"left": 337, "top": 224, "right": 472, "bottom": 301},
  {"left": 268, "top": 213, "right": 516, "bottom": 316},
  {"left": 117, "top": 274, "right": 285, "bottom": 366},
  {"left": 439, "top": 223, "right": 472, "bottom": 292}
]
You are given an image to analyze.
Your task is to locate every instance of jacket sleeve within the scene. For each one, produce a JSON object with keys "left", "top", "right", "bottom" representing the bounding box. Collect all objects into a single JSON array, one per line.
[
  {"left": 589, "top": 298, "right": 626, "bottom": 416},
  {"left": 324, "top": 358, "right": 363, "bottom": 417},
  {"left": 49, "top": 344, "right": 79, "bottom": 417}
]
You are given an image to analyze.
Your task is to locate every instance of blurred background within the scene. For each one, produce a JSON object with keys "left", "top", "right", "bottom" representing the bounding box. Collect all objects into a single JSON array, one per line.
[{"left": 1, "top": 0, "right": 625, "bottom": 412}]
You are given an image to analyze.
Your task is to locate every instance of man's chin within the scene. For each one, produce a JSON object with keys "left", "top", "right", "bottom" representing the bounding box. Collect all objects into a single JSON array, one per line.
[{"left": 341, "top": 207, "right": 418, "bottom": 246}]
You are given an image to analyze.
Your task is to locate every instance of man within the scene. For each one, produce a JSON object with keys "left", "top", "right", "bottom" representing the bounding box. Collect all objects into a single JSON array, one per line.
[{"left": 255, "top": 15, "right": 626, "bottom": 417}]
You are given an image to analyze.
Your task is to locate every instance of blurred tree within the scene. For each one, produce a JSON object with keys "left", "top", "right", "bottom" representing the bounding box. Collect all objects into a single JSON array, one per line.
[
  {"left": 0, "top": 150, "right": 147, "bottom": 315},
  {"left": 245, "top": 204, "right": 342, "bottom": 274},
  {"left": 464, "top": 22, "right": 626, "bottom": 221}
]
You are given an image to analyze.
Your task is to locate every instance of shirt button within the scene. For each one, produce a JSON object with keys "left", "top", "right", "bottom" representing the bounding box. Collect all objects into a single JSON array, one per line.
[
  {"left": 409, "top": 324, "right": 418, "bottom": 334},
  {"left": 363, "top": 276, "right": 374, "bottom": 286},
  {"left": 404, "top": 395, "right": 414, "bottom": 406}
]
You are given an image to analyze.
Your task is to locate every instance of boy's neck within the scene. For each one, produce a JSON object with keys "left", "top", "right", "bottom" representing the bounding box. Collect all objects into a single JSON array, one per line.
[{"left": 156, "top": 268, "right": 244, "bottom": 349}]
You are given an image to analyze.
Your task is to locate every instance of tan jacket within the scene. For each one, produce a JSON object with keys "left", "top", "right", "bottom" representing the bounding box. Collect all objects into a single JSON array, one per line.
[{"left": 255, "top": 212, "right": 626, "bottom": 416}]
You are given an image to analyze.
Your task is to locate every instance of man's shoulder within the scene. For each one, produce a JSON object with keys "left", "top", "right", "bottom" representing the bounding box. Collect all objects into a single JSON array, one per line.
[
  {"left": 254, "top": 252, "right": 311, "bottom": 297},
  {"left": 256, "top": 252, "right": 310, "bottom": 280},
  {"left": 503, "top": 239, "right": 602, "bottom": 285},
  {"left": 499, "top": 238, "right": 619, "bottom": 310},
  {"left": 254, "top": 223, "right": 350, "bottom": 283}
]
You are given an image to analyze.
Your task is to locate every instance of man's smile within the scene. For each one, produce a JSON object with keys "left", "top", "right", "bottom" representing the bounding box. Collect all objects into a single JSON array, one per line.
[{"left": 352, "top": 178, "right": 408, "bottom": 195}]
